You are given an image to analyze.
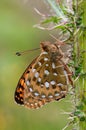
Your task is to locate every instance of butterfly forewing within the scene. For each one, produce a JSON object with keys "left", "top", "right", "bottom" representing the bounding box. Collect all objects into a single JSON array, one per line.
[{"left": 15, "top": 41, "right": 72, "bottom": 109}]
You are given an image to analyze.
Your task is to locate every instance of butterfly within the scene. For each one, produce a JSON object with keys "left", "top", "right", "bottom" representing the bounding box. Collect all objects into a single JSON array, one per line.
[{"left": 14, "top": 41, "right": 72, "bottom": 109}]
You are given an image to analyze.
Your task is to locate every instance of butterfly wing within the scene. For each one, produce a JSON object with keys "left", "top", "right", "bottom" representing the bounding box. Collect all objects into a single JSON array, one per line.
[
  {"left": 15, "top": 50, "right": 71, "bottom": 109},
  {"left": 15, "top": 56, "right": 50, "bottom": 109}
]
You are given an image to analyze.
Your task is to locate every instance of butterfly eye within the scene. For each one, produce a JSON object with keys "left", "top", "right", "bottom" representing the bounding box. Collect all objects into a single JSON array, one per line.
[{"left": 42, "top": 46, "right": 47, "bottom": 51}]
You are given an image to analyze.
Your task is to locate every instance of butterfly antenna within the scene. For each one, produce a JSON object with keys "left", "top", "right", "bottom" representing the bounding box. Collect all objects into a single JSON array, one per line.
[{"left": 16, "top": 48, "right": 40, "bottom": 56}]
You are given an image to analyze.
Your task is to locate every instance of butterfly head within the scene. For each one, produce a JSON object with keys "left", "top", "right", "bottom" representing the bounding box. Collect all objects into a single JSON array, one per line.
[
  {"left": 40, "top": 41, "right": 62, "bottom": 58},
  {"left": 40, "top": 41, "right": 57, "bottom": 52}
]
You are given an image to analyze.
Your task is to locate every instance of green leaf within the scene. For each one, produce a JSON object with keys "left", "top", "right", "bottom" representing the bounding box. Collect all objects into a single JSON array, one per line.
[{"left": 41, "top": 16, "right": 61, "bottom": 24}]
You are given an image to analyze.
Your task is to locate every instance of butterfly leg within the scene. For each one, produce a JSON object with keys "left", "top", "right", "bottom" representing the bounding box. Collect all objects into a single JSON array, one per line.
[{"left": 63, "top": 64, "right": 73, "bottom": 86}]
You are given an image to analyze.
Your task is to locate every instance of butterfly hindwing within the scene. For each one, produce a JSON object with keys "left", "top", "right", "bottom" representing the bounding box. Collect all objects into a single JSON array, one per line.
[{"left": 26, "top": 51, "right": 68, "bottom": 101}]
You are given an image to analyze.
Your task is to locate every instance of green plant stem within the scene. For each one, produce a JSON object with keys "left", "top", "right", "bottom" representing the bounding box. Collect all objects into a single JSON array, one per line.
[{"left": 73, "top": 0, "right": 86, "bottom": 130}]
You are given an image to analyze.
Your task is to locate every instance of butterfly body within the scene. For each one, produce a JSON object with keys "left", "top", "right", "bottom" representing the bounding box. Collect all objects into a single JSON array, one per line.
[{"left": 15, "top": 41, "right": 72, "bottom": 109}]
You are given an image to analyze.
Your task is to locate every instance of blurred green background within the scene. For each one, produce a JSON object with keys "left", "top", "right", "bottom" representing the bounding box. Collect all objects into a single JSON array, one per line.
[{"left": 0, "top": 0, "right": 72, "bottom": 130}]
